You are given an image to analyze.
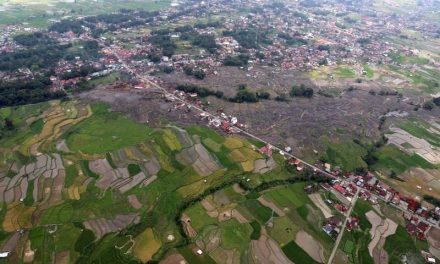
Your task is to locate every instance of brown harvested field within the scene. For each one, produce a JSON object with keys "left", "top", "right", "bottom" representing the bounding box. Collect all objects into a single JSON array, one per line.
[
  {"left": 201, "top": 199, "right": 220, "bottom": 218},
  {"left": 181, "top": 213, "right": 198, "bottom": 238},
  {"left": 366, "top": 210, "right": 397, "bottom": 263},
  {"left": 218, "top": 209, "right": 232, "bottom": 222},
  {"left": 0, "top": 232, "right": 20, "bottom": 252},
  {"left": 258, "top": 196, "right": 285, "bottom": 217},
  {"left": 250, "top": 228, "right": 293, "bottom": 264},
  {"left": 210, "top": 247, "right": 239, "bottom": 264},
  {"left": 159, "top": 253, "right": 186, "bottom": 264},
  {"left": 23, "top": 240, "right": 35, "bottom": 263},
  {"left": 253, "top": 158, "right": 277, "bottom": 174},
  {"left": 54, "top": 251, "right": 70, "bottom": 264},
  {"left": 232, "top": 183, "right": 246, "bottom": 194},
  {"left": 2, "top": 203, "right": 35, "bottom": 232},
  {"left": 201, "top": 198, "right": 216, "bottom": 212},
  {"left": 118, "top": 172, "right": 146, "bottom": 193},
  {"left": 231, "top": 209, "right": 249, "bottom": 223},
  {"left": 295, "top": 230, "right": 325, "bottom": 263},
  {"left": 428, "top": 227, "right": 440, "bottom": 248},
  {"left": 47, "top": 169, "right": 66, "bottom": 206},
  {"left": 128, "top": 194, "right": 143, "bottom": 209},
  {"left": 308, "top": 193, "right": 333, "bottom": 219},
  {"left": 83, "top": 214, "right": 140, "bottom": 239},
  {"left": 141, "top": 175, "right": 158, "bottom": 187}
]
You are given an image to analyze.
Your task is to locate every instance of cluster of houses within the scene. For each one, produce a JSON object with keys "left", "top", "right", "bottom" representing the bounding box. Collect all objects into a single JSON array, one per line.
[{"left": 320, "top": 169, "right": 440, "bottom": 240}]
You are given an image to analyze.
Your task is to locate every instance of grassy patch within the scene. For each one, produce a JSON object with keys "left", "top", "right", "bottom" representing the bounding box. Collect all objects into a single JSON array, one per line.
[
  {"left": 268, "top": 216, "right": 300, "bottom": 246},
  {"left": 399, "top": 120, "right": 440, "bottom": 147},
  {"left": 185, "top": 203, "right": 217, "bottom": 232},
  {"left": 282, "top": 241, "right": 319, "bottom": 264},
  {"left": 363, "top": 65, "right": 374, "bottom": 78},
  {"left": 65, "top": 164, "right": 78, "bottom": 188},
  {"left": 75, "top": 228, "right": 96, "bottom": 253},
  {"left": 373, "top": 145, "right": 434, "bottom": 174},
  {"left": 323, "top": 139, "right": 368, "bottom": 172},
  {"left": 23, "top": 180, "right": 34, "bottom": 206},
  {"left": 133, "top": 228, "right": 161, "bottom": 262},
  {"left": 340, "top": 230, "right": 374, "bottom": 264},
  {"left": 241, "top": 199, "right": 274, "bottom": 224},
  {"left": 178, "top": 246, "right": 216, "bottom": 264},
  {"left": 352, "top": 199, "right": 373, "bottom": 230},
  {"left": 186, "top": 125, "right": 225, "bottom": 144},
  {"left": 79, "top": 160, "right": 99, "bottom": 179},
  {"left": 334, "top": 66, "right": 356, "bottom": 78},
  {"left": 30, "top": 118, "right": 44, "bottom": 134},
  {"left": 249, "top": 221, "right": 261, "bottom": 240},
  {"left": 65, "top": 103, "right": 151, "bottom": 154},
  {"left": 106, "top": 153, "right": 117, "bottom": 169},
  {"left": 219, "top": 219, "right": 252, "bottom": 251},
  {"left": 263, "top": 183, "right": 309, "bottom": 209}
]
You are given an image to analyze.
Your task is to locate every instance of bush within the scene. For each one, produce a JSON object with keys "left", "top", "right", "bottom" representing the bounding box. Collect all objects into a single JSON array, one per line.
[
  {"left": 231, "top": 89, "right": 258, "bottom": 103},
  {"left": 256, "top": 91, "right": 270, "bottom": 99},
  {"left": 289, "top": 84, "right": 314, "bottom": 98},
  {"left": 162, "top": 66, "right": 174, "bottom": 74},
  {"left": 183, "top": 66, "right": 193, "bottom": 75},
  {"left": 275, "top": 93, "right": 288, "bottom": 102},
  {"left": 176, "top": 84, "right": 223, "bottom": 98},
  {"left": 193, "top": 69, "right": 206, "bottom": 80},
  {"left": 224, "top": 54, "right": 249, "bottom": 66},
  {"left": 423, "top": 100, "right": 435, "bottom": 110}
]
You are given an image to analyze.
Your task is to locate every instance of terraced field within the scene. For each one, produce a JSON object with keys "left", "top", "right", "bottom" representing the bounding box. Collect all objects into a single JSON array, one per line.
[{"left": 0, "top": 100, "right": 331, "bottom": 263}]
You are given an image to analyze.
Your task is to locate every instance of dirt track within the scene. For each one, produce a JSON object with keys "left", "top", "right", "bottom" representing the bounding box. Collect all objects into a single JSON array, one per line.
[
  {"left": 308, "top": 193, "right": 333, "bottom": 219},
  {"left": 258, "top": 196, "right": 285, "bottom": 217}
]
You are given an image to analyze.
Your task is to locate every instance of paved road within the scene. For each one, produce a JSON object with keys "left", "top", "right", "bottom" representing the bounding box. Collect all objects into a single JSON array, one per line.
[{"left": 327, "top": 188, "right": 361, "bottom": 264}]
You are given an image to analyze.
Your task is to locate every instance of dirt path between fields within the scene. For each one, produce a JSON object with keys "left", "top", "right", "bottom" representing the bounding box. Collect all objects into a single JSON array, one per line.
[
  {"left": 309, "top": 193, "right": 333, "bottom": 219},
  {"left": 258, "top": 196, "right": 286, "bottom": 217}
]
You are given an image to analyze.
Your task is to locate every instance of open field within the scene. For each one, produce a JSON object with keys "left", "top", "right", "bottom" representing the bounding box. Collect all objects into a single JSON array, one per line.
[
  {"left": 0, "top": 0, "right": 172, "bottom": 26},
  {"left": 65, "top": 103, "right": 151, "bottom": 154}
]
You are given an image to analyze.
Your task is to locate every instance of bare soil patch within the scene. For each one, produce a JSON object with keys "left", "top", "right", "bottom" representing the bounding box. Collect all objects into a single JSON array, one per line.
[
  {"left": 160, "top": 253, "right": 186, "bottom": 264},
  {"left": 250, "top": 228, "right": 293, "bottom": 264},
  {"left": 366, "top": 210, "right": 397, "bottom": 263},
  {"left": 308, "top": 193, "right": 333, "bottom": 219},
  {"left": 258, "top": 196, "right": 285, "bottom": 217},
  {"left": 295, "top": 230, "right": 325, "bottom": 263}
]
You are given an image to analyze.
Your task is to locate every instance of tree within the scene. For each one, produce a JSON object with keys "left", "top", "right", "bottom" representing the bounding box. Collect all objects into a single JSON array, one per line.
[
  {"left": 290, "top": 84, "right": 314, "bottom": 98},
  {"left": 193, "top": 69, "right": 206, "bottom": 80},
  {"left": 183, "top": 66, "right": 193, "bottom": 76},
  {"left": 423, "top": 100, "right": 435, "bottom": 110},
  {"left": 162, "top": 66, "right": 174, "bottom": 74},
  {"left": 433, "top": 97, "right": 440, "bottom": 106},
  {"left": 4, "top": 118, "right": 14, "bottom": 130},
  {"left": 256, "top": 91, "right": 270, "bottom": 99}
]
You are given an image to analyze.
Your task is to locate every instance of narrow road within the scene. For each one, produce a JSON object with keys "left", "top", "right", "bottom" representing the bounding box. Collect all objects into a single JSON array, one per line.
[{"left": 327, "top": 188, "right": 361, "bottom": 264}]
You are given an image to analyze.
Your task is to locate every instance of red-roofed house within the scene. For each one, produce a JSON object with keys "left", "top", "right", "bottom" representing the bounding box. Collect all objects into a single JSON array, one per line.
[
  {"left": 333, "top": 184, "right": 346, "bottom": 195},
  {"left": 259, "top": 145, "right": 273, "bottom": 157}
]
